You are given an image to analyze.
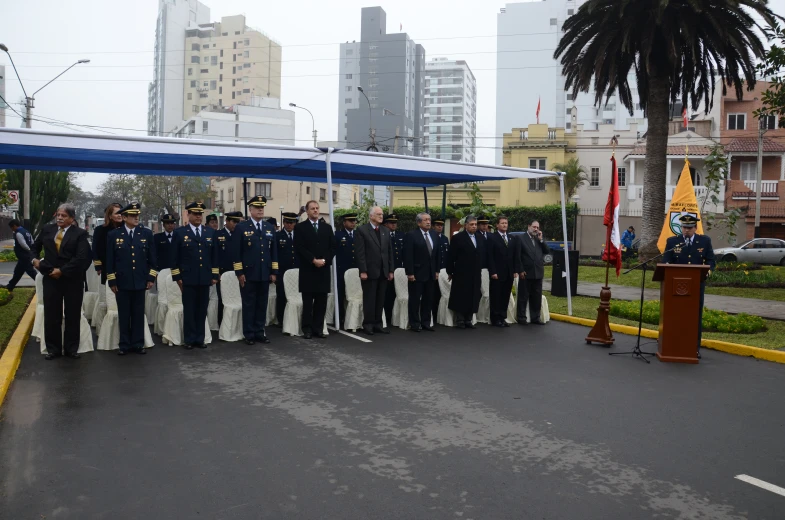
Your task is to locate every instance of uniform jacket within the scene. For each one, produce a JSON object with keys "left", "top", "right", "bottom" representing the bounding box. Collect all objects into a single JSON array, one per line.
[
  {"left": 436, "top": 233, "right": 449, "bottom": 270},
  {"left": 389, "top": 230, "right": 405, "bottom": 269},
  {"left": 403, "top": 228, "right": 441, "bottom": 282},
  {"left": 276, "top": 229, "right": 299, "bottom": 273},
  {"left": 232, "top": 218, "right": 279, "bottom": 281},
  {"left": 154, "top": 231, "right": 176, "bottom": 271},
  {"left": 106, "top": 226, "right": 157, "bottom": 290},
  {"left": 171, "top": 224, "right": 219, "bottom": 286},
  {"left": 215, "top": 227, "right": 234, "bottom": 274},
  {"left": 32, "top": 224, "right": 91, "bottom": 280},
  {"left": 517, "top": 232, "right": 551, "bottom": 280},
  {"left": 663, "top": 234, "right": 716, "bottom": 272},
  {"left": 476, "top": 231, "right": 490, "bottom": 268},
  {"left": 12, "top": 226, "right": 34, "bottom": 260},
  {"left": 487, "top": 232, "right": 520, "bottom": 281},
  {"left": 294, "top": 218, "right": 336, "bottom": 293},
  {"left": 354, "top": 223, "right": 394, "bottom": 280},
  {"left": 334, "top": 230, "right": 357, "bottom": 273}
]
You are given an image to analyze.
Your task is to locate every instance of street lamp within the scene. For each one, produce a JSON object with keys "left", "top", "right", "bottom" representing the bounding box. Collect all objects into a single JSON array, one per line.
[
  {"left": 288, "top": 102, "right": 317, "bottom": 147},
  {"left": 357, "top": 87, "right": 377, "bottom": 152},
  {"left": 1, "top": 43, "right": 89, "bottom": 229}
]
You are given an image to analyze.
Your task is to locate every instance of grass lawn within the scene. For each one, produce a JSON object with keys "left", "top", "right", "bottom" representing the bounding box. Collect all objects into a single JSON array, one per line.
[
  {"left": 0, "top": 288, "right": 34, "bottom": 357},
  {"left": 545, "top": 291, "right": 785, "bottom": 350},
  {"left": 545, "top": 265, "right": 785, "bottom": 302}
]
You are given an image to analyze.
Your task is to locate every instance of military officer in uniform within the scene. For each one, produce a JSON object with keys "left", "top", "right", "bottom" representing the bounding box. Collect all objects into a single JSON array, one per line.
[
  {"left": 275, "top": 212, "right": 300, "bottom": 325},
  {"left": 154, "top": 213, "right": 178, "bottom": 273},
  {"left": 232, "top": 195, "right": 278, "bottom": 345},
  {"left": 663, "top": 214, "right": 716, "bottom": 357},
  {"left": 215, "top": 211, "right": 243, "bottom": 324},
  {"left": 334, "top": 213, "right": 357, "bottom": 326},
  {"left": 432, "top": 217, "right": 450, "bottom": 324},
  {"left": 206, "top": 213, "right": 219, "bottom": 231},
  {"left": 476, "top": 215, "right": 491, "bottom": 268},
  {"left": 383, "top": 213, "right": 403, "bottom": 323},
  {"left": 106, "top": 202, "right": 157, "bottom": 355},
  {"left": 171, "top": 201, "right": 219, "bottom": 349}
]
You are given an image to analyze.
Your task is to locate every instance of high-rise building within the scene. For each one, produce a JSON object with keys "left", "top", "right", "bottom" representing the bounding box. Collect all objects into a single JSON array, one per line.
[
  {"left": 182, "top": 15, "right": 281, "bottom": 122},
  {"left": 422, "top": 58, "right": 477, "bottom": 163},
  {"left": 148, "top": 0, "right": 211, "bottom": 137},
  {"left": 494, "top": 1, "right": 647, "bottom": 164},
  {"left": 0, "top": 65, "right": 6, "bottom": 128}
]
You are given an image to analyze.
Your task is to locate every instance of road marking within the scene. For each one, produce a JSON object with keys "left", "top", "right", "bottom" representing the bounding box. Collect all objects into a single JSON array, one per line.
[
  {"left": 735, "top": 474, "right": 785, "bottom": 497},
  {"left": 328, "top": 327, "right": 372, "bottom": 343}
]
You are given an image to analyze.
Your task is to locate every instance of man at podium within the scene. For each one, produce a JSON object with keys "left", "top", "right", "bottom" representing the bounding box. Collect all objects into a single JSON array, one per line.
[{"left": 663, "top": 214, "right": 716, "bottom": 356}]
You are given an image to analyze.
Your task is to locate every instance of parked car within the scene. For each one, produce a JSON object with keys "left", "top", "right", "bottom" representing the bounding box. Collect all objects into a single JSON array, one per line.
[{"left": 714, "top": 238, "right": 785, "bottom": 265}]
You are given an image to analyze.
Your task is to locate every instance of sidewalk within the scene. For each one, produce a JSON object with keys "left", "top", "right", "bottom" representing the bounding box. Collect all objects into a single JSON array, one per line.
[{"left": 543, "top": 280, "right": 785, "bottom": 321}]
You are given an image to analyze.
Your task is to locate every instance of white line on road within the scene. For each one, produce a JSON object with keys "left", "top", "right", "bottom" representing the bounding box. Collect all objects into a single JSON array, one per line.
[
  {"left": 735, "top": 474, "right": 785, "bottom": 497},
  {"left": 328, "top": 327, "right": 373, "bottom": 343}
]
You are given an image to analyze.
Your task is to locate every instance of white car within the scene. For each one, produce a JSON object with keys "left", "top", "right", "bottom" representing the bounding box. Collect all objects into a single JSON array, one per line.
[{"left": 714, "top": 238, "right": 785, "bottom": 265}]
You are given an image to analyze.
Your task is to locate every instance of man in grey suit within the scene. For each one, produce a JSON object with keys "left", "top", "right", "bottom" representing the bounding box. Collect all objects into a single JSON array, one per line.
[
  {"left": 516, "top": 220, "right": 550, "bottom": 325},
  {"left": 354, "top": 206, "right": 395, "bottom": 335}
]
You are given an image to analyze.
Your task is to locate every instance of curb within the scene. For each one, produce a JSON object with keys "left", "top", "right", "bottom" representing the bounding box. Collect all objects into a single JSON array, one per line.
[
  {"left": 549, "top": 312, "right": 785, "bottom": 365},
  {"left": 0, "top": 294, "right": 36, "bottom": 410}
]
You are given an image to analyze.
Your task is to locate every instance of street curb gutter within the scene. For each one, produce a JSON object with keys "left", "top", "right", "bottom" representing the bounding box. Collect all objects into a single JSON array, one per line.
[
  {"left": 549, "top": 312, "right": 785, "bottom": 365},
  {"left": 0, "top": 295, "right": 36, "bottom": 410}
]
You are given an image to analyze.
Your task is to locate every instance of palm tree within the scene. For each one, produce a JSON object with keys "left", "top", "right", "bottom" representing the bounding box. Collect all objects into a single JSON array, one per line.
[
  {"left": 554, "top": 0, "right": 780, "bottom": 258},
  {"left": 549, "top": 158, "right": 589, "bottom": 200}
]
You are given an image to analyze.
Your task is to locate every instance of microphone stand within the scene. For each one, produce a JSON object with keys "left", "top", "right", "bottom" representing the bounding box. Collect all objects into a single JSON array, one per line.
[{"left": 609, "top": 241, "right": 684, "bottom": 363}]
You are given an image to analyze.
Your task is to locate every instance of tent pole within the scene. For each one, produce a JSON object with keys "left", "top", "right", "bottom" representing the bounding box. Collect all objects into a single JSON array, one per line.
[
  {"left": 243, "top": 176, "right": 249, "bottom": 219},
  {"left": 326, "top": 150, "right": 340, "bottom": 328},
  {"left": 559, "top": 173, "right": 572, "bottom": 316},
  {"left": 423, "top": 187, "right": 428, "bottom": 213},
  {"left": 441, "top": 184, "right": 447, "bottom": 220}
]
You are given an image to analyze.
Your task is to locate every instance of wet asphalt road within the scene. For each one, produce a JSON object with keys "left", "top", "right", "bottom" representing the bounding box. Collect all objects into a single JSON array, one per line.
[{"left": 1, "top": 323, "right": 784, "bottom": 519}]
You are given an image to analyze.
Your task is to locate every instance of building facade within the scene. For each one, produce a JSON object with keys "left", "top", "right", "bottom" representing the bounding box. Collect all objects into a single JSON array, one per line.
[
  {"left": 422, "top": 58, "right": 477, "bottom": 163},
  {"left": 494, "top": 1, "right": 647, "bottom": 165},
  {"left": 0, "top": 65, "right": 5, "bottom": 128}
]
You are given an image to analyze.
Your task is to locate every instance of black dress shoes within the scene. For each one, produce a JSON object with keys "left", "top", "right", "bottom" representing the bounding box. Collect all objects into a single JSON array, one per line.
[
  {"left": 65, "top": 353, "right": 81, "bottom": 359},
  {"left": 195, "top": 343, "right": 207, "bottom": 349},
  {"left": 422, "top": 326, "right": 436, "bottom": 332},
  {"left": 256, "top": 336, "right": 271, "bottom": 344},
  {"left": 363, "top": 326, "right": 375, "bottom": 335},
  {"left": 136, "top": 348, "right": 147, "bottom": 355},
  {"left": 466, "top": 322, "right": 476, "bottom": 329},
  {"left": 244, "top": 338, "right": 255, "bottom": 345},
  {"left": 410, "top": 325, "right": 421, "bottom": 332},
  {"left": 45, "top": 353, "right": 60, "bottom": 360},
  {"left": 184, "top": 344, "right": 194, "bottom": 350},
  {"left": 456, "top": 321, "right": 466, "bottom": 329},
  {"left": 117, "top": 350, "right": 127, "bottom": 356},
  {"left": 517, "top": 320, "right": 529, "bottom": 326},
  {"left": 314, "top": 332, "right": 327, "bottom": 339},
  {"left": 373, "top": 327, "right": 389, "bottom": 334},
  {"left": 494, "top": 322, "right": 505, "bottom": 328},
  {"left": 531, "top": 321, "right": 545, "bottom": 326},
  {"left": 303, "top": 332, "right": 312, "bottom": 339}
]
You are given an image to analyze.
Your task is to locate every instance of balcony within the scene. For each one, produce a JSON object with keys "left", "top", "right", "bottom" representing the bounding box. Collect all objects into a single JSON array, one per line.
[
  {"left": 666, "top": 185, "right": 709, "bottom": 200},
  {"left": 729, "top": 179, "right": 780, "bottom": 201},
  {"left": 743, "top": 180, "right": 778, "bottom": 193}
]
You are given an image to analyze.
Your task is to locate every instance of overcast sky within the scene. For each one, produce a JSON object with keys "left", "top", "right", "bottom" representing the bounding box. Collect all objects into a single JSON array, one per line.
[{"left": 2, "top": 0, "right": 783, "bottom": 193}]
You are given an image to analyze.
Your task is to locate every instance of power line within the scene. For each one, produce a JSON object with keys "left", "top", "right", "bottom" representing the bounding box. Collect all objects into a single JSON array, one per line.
[{"left": 0, "top": 93, "right": 26, "bottom": 120}]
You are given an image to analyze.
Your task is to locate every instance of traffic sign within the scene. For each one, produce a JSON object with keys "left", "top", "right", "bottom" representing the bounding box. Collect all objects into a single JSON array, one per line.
[{"left": 7, "top": 190, "right": 19, "bottom": 211}]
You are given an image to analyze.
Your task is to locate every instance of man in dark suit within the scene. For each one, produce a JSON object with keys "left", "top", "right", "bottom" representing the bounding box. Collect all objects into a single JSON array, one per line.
[
  {"left": 663, "top": 214, "right": 716, "bottom": 357},
  {"left": 106, "top": 202, "right": 157, "bottom": 355},
  {"left": 334, "top": 213, "right": 357, "bottom": 327},
  {"left": 516, "top": 220, "right": 550, "bottom": 325},
  {"left": 232, "top": 196, "right": 278, "bottom": 345},
  {"left": 171, "top": 201, "right": 219, "bottom": 349},
  {"left": 446, "top": 215, "right": 485, "bottom": 329},
  {"left": 31, "top": 204, "right": 91, "bottom": 360},
  {"left": 295, "top": 200, "right": 336, "bottom": 339},
  {"left": 275, "top": 212, "right": 300, "bottom": 325},
  {"left": 383, "top": 213, "right": 403, "bottom": 323},
  {"left": 403, "top": 212, "right": 441, "bottom": 332},
  {"left": 487, "top": 215, "right": 520, "bottom": 328},
  {"left": 154, "top": 213, "right": 178, "bottom": 273},
  {"left": 354, "top": 206, "right": 394, "bottom": 335}
]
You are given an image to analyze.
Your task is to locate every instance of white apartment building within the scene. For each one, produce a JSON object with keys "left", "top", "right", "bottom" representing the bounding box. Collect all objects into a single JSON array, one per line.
[
  {"left": 148, "top": 0, "right": 211, "bottom": 136},
  {"left": 0, "top": 65, "right": 6, "bottom": 128},
  {"left": 423, "top": 58, "right": 477, "bottom": 163},
  {"left": 495, "top": 1, "right": 647, "bottom": 165},
  {"left": 337, "top": 42, "right": 361, "bottom": 147}
]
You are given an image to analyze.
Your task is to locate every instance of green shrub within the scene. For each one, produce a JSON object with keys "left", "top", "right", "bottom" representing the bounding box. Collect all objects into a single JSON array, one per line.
[
  {"left": 707, "top": 269, "right": 785, "bottom": 288},
  {"left": 715, "top": 261, "right": 763, "bottom": 272},
  {"left": 0, "top": 249, "right": 17, "bottom": 262},
  {"left": 0, "top": 287, "right": 11, "bottom": 306},
  {"left": 609, "top": 299, "right": 767, "bottom": 334}
]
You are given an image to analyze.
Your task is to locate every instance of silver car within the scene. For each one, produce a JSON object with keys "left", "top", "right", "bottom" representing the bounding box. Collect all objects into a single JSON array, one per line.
[{"left": 714, "top": 238, "right": 785, "bottom": 265}]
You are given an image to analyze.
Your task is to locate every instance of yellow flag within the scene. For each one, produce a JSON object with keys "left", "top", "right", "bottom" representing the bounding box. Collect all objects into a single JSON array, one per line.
[{"left": 657, "top": 158, "right": 704, "bottom": 252}]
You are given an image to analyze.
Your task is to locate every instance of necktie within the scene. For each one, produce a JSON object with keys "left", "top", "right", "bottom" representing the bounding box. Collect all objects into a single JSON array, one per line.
[
  {"left": 313, "top": 222, "right": 318, "bottom": 232},
  {"left": 129, "top": 229, "right": 134, "bottom": 241},
  {"left": 502, "top": 233, "right": 508, "bottom": 246},
  {"left": 167, "top": 233, "right": 172, "bottom": 242},
  {"left": 196, "top": 226, "right": 200, "bottom": 239},
  {"left": 470, "top": 234, "right": 476, "bottom": 247},
  {"left": 257, "top": 222, "right": 262, "bottom": 234},
  {"left": 391, "top": 232, "right": 395, "bottom": 239},
  {"left": 288, "top": 232, "right": 292, "bottom": 241},
  {"left": 424, "top": 232, "right": 433, "bottom": 255},
  {"left": 55, "top": 228, "right": 64, "bottom": 253}
]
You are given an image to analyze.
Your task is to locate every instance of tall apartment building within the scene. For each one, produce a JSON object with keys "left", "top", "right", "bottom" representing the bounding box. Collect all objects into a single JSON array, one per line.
[
  {"left": 494, "top": 1, "right": 647, "bottom": 164},
  {"left": 0, "top": 65, "right": 6, "bottom": 128},
  {"left": 422, "top": 58, "right": 477, "bottom": 162},
  {"left": 182, "top": 15, "right": 282, "bottom": 123},
  {"left": 148, "top": 0, "right": 211, "bottom": 136}
]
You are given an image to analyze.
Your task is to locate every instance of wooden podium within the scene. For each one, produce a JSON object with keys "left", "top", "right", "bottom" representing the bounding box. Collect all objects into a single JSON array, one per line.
[{"left": 652, "top": 264, "right": 710, "bottom": 364}]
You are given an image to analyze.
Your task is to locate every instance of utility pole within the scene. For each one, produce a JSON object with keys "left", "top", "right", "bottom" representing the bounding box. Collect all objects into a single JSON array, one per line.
[
  {"left": 388, "top": 126, "right": 399, "bottom": 210},
  {"left": 23, "top": 96, "right": 31, "bottom": 229},
  {"left": 754, "top": 118, "right": 765, "bottom": 238}
]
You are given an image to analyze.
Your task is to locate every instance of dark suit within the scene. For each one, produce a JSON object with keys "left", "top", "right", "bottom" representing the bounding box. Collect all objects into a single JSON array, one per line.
[
  {"left": 477, "top": 231, "right": 490, "bottom": 269},
  {"left": 516, "top": 232, "right": 550, "bottom": 324},
  {"left": 355, "top": 223, "right": 394, "bottom": 329},
  {"left": 663, "top": 234, "right": 716, "bottom": 346},
  {"left": 154, "top": 231, "right": 176, "bottom": 272},
  {"left": 446, "top": 231, "right": 485, "bottom": 321},
  {"left": 403, "top": 228, "right": 441, "bottom": 329},
  {"left": 275, "top": 229, "right": 299, "bottom": 324},
  {"left": 295, "top": 219, "right": 336, "bottom": 334},
  {"left": 32, "top": 224, "right": 91, "bottom": 356},
  {"left": 487, "top": 232, "right": 520, "bottom": 325}
]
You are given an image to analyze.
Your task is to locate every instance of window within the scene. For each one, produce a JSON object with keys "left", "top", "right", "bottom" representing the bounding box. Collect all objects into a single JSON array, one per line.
[
  {"left": 211, "top": 56, "right": 218, "bottom": 66},
  {"left": 210, "top": 80, "right": 217, "bottom": 90},
  {"left": 590, "top": 167, "right": 600, "bottom": 187},
  {"left": 191, "top": 56, "right": 200, "bottom": 63},
  {"left": 319, "top": 188, "right": 327, "bottom": 201},
  {"left": 528, "top": 178, "right": 546, "bottom": 191},
  {"left": 762, "top": 115, "right": 777, "bottom": 130},
  {"left": 346, "top": 49, "right": 354, "bottom": 55},
  {"left": 345, "top": 74, "right": 352, "bottom": 79},
  {"left": 591, "top": 137, "right": 599, "bottom": 145},
  {"left": 567, "top": 8, "right": 574, "bottom": 15},
  {"left": 306, "top": 186, "right": 310, "bottom": 195},
  {"left": 566, "top": 108, "right": 572, "bottom": 115},
  {"left": 235, "top": 124, "right": 239, "bottom": 137},
  {"left": 232, "top": 66, "right": 236, "bottom": 74},
  {"left": 203, "top": 81, "right": 209, "bottom": 87},
  {"left": 187, "top": 93, "right": 192, "bottom": 100},
  {"left": 192, "top": 105, "right": 198, "bottom": 112},
  {"left": 228, "top": 187, "right": 234, "bottom": 203},
  {"left": 233, "top": 54, "right": 236, "bottom": 62},
  {"left": 232, "top": 79, "right": 236, "bottom": 87},
  {"left": 190, "top": 80, "right": 197, "bottom": 87},
  {"left": 345, "top": 98, "right": 352, "bottom": 103},
  {"left": 243, "top": 51, "right": 249, "bottom": 58},
  {"left": 244, "top": 39, "right": 250, "bottom": 46},
  {"left": 617, "top": 167, "right": 627, "bottom": 187},
  {"left": 191, "top": 44, "right": 200, "bottom": 51},
  {"left": 219, "top": 74, "right": 223, "bottom": 81},
  {"left": 203, "top": 44, "right": 209, "bottom": 49},
  {"left": 740, "top": 162, "right": 757, "bottom": 181},
  {"left": 202, "top": 121, "right": 208, "bottom": 133},
  {"left": 243, "top": 63, "right": 250, "bottom": 68},
  {"left": 188, "top": 68, "right": 193, "bottom": 75},
  {"left": 728, "top": 113, "right": 746, "bottom": 130},
  {"left": 254, "top": 182, "right": 272, "bottom": 197},
  {"left": 219, "top": 86, "right": 222, "bottom": 94},
  {"left": 243, "top": 88, "right": 250, "bottom": 93},
  {"left": 200, "top": 69, "right": 208, "bottom": 73},
  {"left": 332, "top": 191, "right": 338, "bottom": 203},
  {"left": 222, "top": 32, "right": 228, "bottom": 36},
  {"left": 199, "top": 93, "right": 208, "bottom": 98},
  {"left": 346, "top": 86, "right": 352, "bottom": 91},
  {"left": 550, "top": 18, "right": 557, "bottom": 25},
  {"left": 203, "top": 56, "right": 209, "bottom": 63},
  {"left": 235, "top": 31, "right": 241, "bottom": 35},
  {"left": 220, "top": 49, "right": 224, "bottom": 57},
  {"left": 566, "top": 94, "right": 574, "bottom": 101},
  {"left": 232, "top": 92, "right": 235, "bottom": 100}
]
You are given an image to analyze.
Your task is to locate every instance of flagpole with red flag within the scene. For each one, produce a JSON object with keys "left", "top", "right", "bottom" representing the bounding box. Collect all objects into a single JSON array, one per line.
[{"left": 536, "top": 97, "right": 541, "bottom": 124}]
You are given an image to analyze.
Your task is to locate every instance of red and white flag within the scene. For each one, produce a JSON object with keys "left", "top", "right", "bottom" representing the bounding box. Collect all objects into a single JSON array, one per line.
[
  {"left": 682, "top": 106, "right": 688, "bottom": 129},
  {"left": 602, "top": 155, "right": 622, "bottom": 276},
  {"left": 536, "top": 97, "right": 541, "bottom": 124}
]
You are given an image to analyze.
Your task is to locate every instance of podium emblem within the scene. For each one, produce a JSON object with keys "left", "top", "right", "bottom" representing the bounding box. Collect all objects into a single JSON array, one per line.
[{"left": 674, "top": 278, "right": 691, "bottom": 296}]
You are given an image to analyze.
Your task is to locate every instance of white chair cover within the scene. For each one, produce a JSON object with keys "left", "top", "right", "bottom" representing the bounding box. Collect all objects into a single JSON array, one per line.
[
  {"left": 325, "top": 270, "right": 335, "bottom": 325},
  {"left": 207, "top": 284, "right": 219, "bottom": 331},
  {"left": 161, "top": 275, "right": 212, "bottom": 346},
  {"left": 436, "top": 269, "right": 457, "bottom": 327},
  {"left": 266, "top": 282, "right": 277, "bottom": 326},
  {"left": 282, "top": 269, "right": 303, "bottom": 336},
  {"left": 342, "top": 268, "right": 363, "bottom": 332},
  {"left": 507, "top": 278, "right": 551, "bottom": 324},
  {"left": 391, "top": 268, "right": 409, "bottom": 330},
  {"left": 82, "top": 268, "right": 99, "bottom": 320},
  {"left": 154, "top": 269, "right": 170, "bottom": 336},
  {"left": 95, "top": 287, "right": 155, "bottom": 351},
  {"left": 219, "top": 272, "right": 244, "bottom": 342},
  {"left": 145, "top": 290, "right": 158, "bottom": 325},
  {"left": 476, "top": 269, "right": 491, "bottom": 324},
  {"left": 91, "top": 284, "right": 108, "bottom": 330},
  {"left": 32, "top": 273, "right": 45, "bottom": 342}
]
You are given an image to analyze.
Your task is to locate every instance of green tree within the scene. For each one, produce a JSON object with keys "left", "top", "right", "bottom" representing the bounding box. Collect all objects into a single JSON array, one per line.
[
  {"left": 755, "top": 23, "right": 785, "bottom": 127},
  {"left": 350, "top": 188, "right": 385, "bottom": 225},
  {"left": 0, "top": 170, "right": 14, "bottom": 208},
  {"left": 136, "top": 175, "right": 214, "bottom": 221},
  {"left": 454, "top": 183, "right": 497, "bottom": 229},
  {"left": 548, "top": 158, "right": 588, "bottom": 200},
  {"left": 5, "top": 169, "right": 72, "bottom": 235},
  {"left": 555, "top": 0, "right": 780, "bottom": 259},
  {"left": 701, "top": 144, "right": 743, "bottom": 244}
]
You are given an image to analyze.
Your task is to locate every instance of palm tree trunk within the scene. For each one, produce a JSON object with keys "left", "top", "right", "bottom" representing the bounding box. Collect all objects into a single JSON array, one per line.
[{"left": 640, "top": 74, "right": 670, "bottom": 260}]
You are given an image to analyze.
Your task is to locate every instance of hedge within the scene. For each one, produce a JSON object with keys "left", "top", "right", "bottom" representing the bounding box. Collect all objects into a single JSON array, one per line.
[{"left": 609, "top": 299, "right": 767, "bottom": 334}]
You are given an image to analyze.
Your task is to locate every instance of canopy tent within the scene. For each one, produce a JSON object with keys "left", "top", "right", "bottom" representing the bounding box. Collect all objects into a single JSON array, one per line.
[{"left": 0, "top": 127, "right": 573, "bottom": 317}]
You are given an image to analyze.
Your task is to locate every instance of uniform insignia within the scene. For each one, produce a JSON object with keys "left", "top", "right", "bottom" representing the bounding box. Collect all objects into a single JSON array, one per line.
[
  {"left": 697, "top": 248, "right": 704, "bottom": 252},
  {"left": 266, "top": 231, "right": 273, "bottom": 236},
  {"left": 206, "top": 237, "right": 212, "bottom": 242},
  {"left": 183, "top": 235, "right": 190, "bottom": 242},
  {"left": 140, "top": 238, "right": 146, "bottom": 243},
  {"left": 218, "top": 236, "right": 225, "bottom": 241}
]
